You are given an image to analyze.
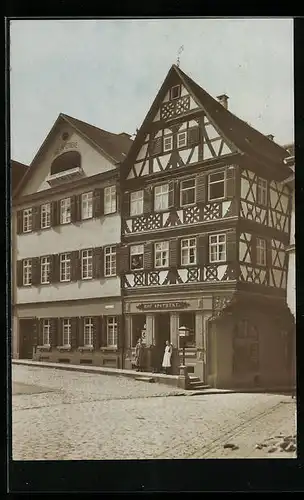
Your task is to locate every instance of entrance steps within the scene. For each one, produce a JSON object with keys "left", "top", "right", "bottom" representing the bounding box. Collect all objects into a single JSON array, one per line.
[{"left": 188, "top": 375, "right": 211, "bottom": 391}]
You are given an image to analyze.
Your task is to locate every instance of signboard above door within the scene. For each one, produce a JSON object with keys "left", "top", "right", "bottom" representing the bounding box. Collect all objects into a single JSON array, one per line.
[{"left": 136, "top": 301, "right": 190, "bottom": 311}]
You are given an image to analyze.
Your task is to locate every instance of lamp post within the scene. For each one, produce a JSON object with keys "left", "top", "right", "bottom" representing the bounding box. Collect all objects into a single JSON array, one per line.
[{"left": 178, "top": 325, "right": 189, "bottom": 367}]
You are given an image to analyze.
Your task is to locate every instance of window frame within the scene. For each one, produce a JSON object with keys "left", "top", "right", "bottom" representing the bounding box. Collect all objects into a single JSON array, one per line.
[
  {"left": 180, "top": 177, "right": 196, "bottom": 207},
  {"left": 83, "top": 317, "right": 94, "bottom": 347},
  {"left": 154, "top": 241, "right": 169, "bottom": 268},
  {"left": 177, "top": 131, "right": 187, "bottom": 148},
  {"left": 170, "top": 85, "right": 181, "bottom": 100},
  {"left": 154, "top": 183, "right": 169, "bottom": 212},
  {"left": 181, "top": 238, "right": 197, "bottom": 266},
  {"left": 163, "top": 135, "right": 173, "bottom": 153},
  {"left": 104, "top": 185, "right": 117, "bottom": 215},
  {"left": 107, "top": 316, "right": 118, "bottom": 348},
  {"left": 208, "top": 171, "right": 226, "bottom": 202},
  {"left": 22, "top": 208, "right": 32, "bottom": 233},
  {"left": 60, "top": 197, "right": 71, "bottom": 225},
  {"left": 23, "top": 259, "right": 32, "bottom": 286},
  {"left": 41, "top": 255, "right": 51, "bottom": 284},
  {"left": 42, "top": 319, "right": 51, "bottom": 346},
  {"left": 104, "top": 246, "right": 117, "bottom": 277},
  {"left": 60, "top": 253, "right": 71, "bottom": 282},
  {"left": 40, "top": 203, "right": 51, "bottom": 229},
  {"left": 256, "top": 178, "right": 268, "bottom": 206},
  {"left": 130, "top": 244, "right": 144, "bottom": 271},
  {"left": 81, "top": 249, "right": 93, "bottom": 280},
  {"left": 130, "top": 190, "right": 144, "bottom": 216},
  {"left": 62, "top": 318, "right": 71, "bottom": 347},
  {"left": 81, "top": 191, "right": 93, "bottom": 220},
  {"left": 209, "top": 233, "right": 227, "bottom": 263},
  {"left": 256, "top": 237, "right": 267, "bottom": 266}
]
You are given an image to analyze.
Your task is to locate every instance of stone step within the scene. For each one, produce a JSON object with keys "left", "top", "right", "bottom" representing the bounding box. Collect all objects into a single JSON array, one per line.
[
  {"left": 189, "top": 382, "right": 211, "bottom": 390},
  {"left": 189, "top": 376, "right": 200, "bottom": 382},
  {"left": 134, "top": 376, "right": 155, "bottom": 383}
]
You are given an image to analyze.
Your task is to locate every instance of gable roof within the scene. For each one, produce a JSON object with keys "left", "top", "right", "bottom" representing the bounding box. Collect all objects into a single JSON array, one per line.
[
  {"left": 11, "top": 160, "right": 28, "bottom": 193},
  {"left": 14, "top": 113, "right": 133, "bottom": 198},
  {"left": 124, "top": 64, "right": 290, "bottom": 173}
]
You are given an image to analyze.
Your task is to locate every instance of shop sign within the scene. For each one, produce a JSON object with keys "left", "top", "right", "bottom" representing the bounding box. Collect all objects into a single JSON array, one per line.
[{"left": 136, "top": 301, "right": 189, "bottom": 311}]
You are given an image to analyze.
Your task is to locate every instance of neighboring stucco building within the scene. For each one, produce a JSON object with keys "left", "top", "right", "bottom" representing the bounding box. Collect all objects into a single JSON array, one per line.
[{"left": 12, "top": 113, "right": 132, "bottom": 367}]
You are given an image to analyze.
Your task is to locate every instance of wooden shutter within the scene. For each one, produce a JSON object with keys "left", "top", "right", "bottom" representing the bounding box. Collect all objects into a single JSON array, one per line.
[
  {"left": 226, "top": 166, "right": 236, "bottom": 199},
  {"left": 169, "top": 239, "right": 179, "bottom": 268},
  {"left": 50, "top": 318, "right": 58, "bottom": 347},
  {"left": 76, "top": 195, "right": 81, "bottom": 221},
  {"left": 174, "top": 181, "right": 180, "bottom": 210},
  {"left": 187, "top": 127, "right": 200, "bottom": 147},
  {"left": 51, "top": 200, "right": 60, "bottom": 227},
  {"left": 197, "top": 234, "right": 208, "bottom": 266},
  {"left": 196, "top": 172, "right": 207, "bottom": 203},
  {"left": 32, "top": 257, "right": 40, "bottom": 285},
  {"left": 226, "top": 230, "right": 237, "bottom": 262},
  {"left": 93, "top": 188, "right": 104, "bottom": 218},
  {"left": 93, "top": 247, "right": 104, "bottom": 279},
  {"left": 71, "top": 195, "right": 80, "bottom": 223},
  {"left": 93, "top": 316, "right": 101, "bottom": 350},
  {"left": 71, "top": 317, "right": 78, "bottom": 349},
  {"left": 57, "top": 318, "right": 63, "bottom": 346},
  {"left": 266, "top": 239, "right": 272, "bottom": 269},
  {"left": 38, "top": 319, "right": 44, "bottom": 345},
  {"left": 100, "top": 316, "right": 107, "bottom": 347},
  {"left": 32, "top": 318, "right": 39, "bottom": 347},
  {"left": 50, "top": 254, "right": 60, "bottom": 283},
  {"left": 150, "top": 137, "right": 162, "bottom": 156},
  {"left": 17, "top": 260, "right": 23, "bottom": 287},
  {"left": 117, "top": 315, "right": 123, "bottom": 350},
  {"left": 144, "top": 242, "right": 153, "bottom": 270},
  {"left": 32, "top": 206, "right": 41, "bottom": 231},
  {"left": 71, "top": 250, "right": 81, "bottom": 281},
  {"left": 168, "top": 181, "right": 175, "bottom": 208},
  {"left": 250, "top": 234, "right": 257, "bottom": 266},
  {"left": 143, "top": 187, "right": 152, "bottom": 214},
  {"left": 118, "top": 245, "right": 130, "bottom": 274},
  {"left": 122, "top": 192, "right": 130, "bottom": 217},
  {"left": 17, "top": 210, "right": 23, "bottom": 234}
]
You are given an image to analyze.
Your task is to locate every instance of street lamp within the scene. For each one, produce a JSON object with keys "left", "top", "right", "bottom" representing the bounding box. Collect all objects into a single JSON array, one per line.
[{"left": 178, "top": 325, "right": 189, "bottom": 366}]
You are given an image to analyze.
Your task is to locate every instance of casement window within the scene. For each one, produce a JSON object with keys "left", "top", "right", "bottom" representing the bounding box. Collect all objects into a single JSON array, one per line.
[
  {"left": 41, "top": 203, "right": 51, "bottom": 229},
  {"left": 208, "top": 171, "right": 226, "bottom": 201},
  {"left": 104, "top": 185, "right": 116, "bottom": 214},
  {"left": 177, "top": 131, "right": 187, "bottom": 148},
  {"left": 60, "top": 253, "right": 71, "bottom": 282},
  {"left": 83, "top": 317, "right": 93, "bottom": 347},
  {"left": 154, "top": 184, "right": 169, "bottom": 211},
  {"left": 181, "top": 238, "right": 196, "bottom": 265},
  {"left": 170, "top": 85, "right": 181, "bottom": 100},
  {"left": 163, "top": 135, "right": 173, "bottom": 152},
  {"left": 257, "top": 178, "right": 268, "bottom": 206},
  {"left": 180, "top": 178, "right": 196, "bottom": 206},
  {"left": 22, "top": 208, "right": 32, "bottom": 233},
  {"left": 130, "top": 244, "right": 144, "bottom": 270},
  {"left": 256, "top": 238, "right": 266, "bottom": 266},
  {"left": 81, "top": 192, "right": 93, "bottom": 220},
  {"left": 23, "top": 259, "right": 32, "bottom": 285},
  {"left": 107, "top": 316, "right": 118, "bottom": 347},
  {"left": 81, "top": 249, "right": 93, "bottom": 279},
  {"left": 42, "top": 319, "right": 51, "bottom": 346},
  {"left": 130, "top": 190, "right": 144, "bottom": 216},
  {"left": 60, "top": 197, "right": 71, "bottom": 224},
  {"left": 62, "top": 318, "right": 71, "bottom": 346},
  {"left": 41, "top": 256, "right": 51, "bottom": 284},
  {"left": 209, "top": 233, "right": 227, "bottom": 263},
  {"left": 155, "top": 241, "right": 169, "bottom": 268},
  {"left": 104, "top": 246, "right": 116, "bottom": 277}
]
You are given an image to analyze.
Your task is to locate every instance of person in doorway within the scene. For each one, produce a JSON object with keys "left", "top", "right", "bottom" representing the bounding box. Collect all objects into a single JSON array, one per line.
[
  {"left": 150, "top": 342, "right": 160, "bottom": 373},
  {"left": 162, "top": 340, "right": 173, "bottom": 375},
  {"left": 135, "top": 338, "right": 145, "bottom": 372}
]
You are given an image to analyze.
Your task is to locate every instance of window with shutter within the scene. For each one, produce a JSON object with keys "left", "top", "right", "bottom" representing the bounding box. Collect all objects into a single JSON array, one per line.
[
  {"left": 107, "top": 316, "right": 118, "bottom": 347},
  {"left": 209, "top": 233, "right": 227, "bottom": 263},
  {"left": 41, "top": 203, "right": 51, "bottom": 229},
  {"left": 104, "top": 186, "right": 117, "bottom": 214},
  {"left": 83, "top": 317, "right": 94, "bottom": 347},
  {"left": 104, "top": 246, "right": 117, "bottom": 277},
  {"left": 23, "top": 259, "right": 32, "bottom": 286},
  {"left": 130, "top": 245, "right": 144, "bottom": 270},
  {"left": 181, "top": 238, "right": 196, "bottom": 265},
  {"left": 154, "top": 184, "right": 169, "bottom": 211},
  {"left": 63, "top": 318, "right": 72, "bottom": 346},
  {"left": 155, "top": 241, "right": 169, "bottom": 268},
  {"left": 81, "top": 192, "right": 93, "bottom": 220},
  {"left": 70, "top": 195, "right": 79, "bottom": 223},
  {"left": 81, "top": 249, "right": 93, "bottom": 279},
  {"left": 130, "top": 190, "right": 144, "bottom": 216},
  {"left": 256, "top": 238, "right": 266, "bottom": 266},
  {"left": 208, "top": 171, "right": 226, "bottom": 201},
  {"left": 60, "top": 253, "right": 71, "bottom": 282},
  {"left": 143, "top": 242, "right": 153, "bottom": 270},
  {"left": 22, "top": 208, "right": 32, "bottom": 233},
  {"left": 60, "top": 197, "right": 71, "bottom": 224},
  {"left": 180, "top": 178, "right": 196, "bottom": 207}
]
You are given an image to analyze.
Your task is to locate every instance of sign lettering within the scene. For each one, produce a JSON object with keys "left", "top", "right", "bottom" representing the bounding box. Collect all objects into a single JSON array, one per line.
[{"left": 136, "top": 301, "right": 189, "bottom": 311}]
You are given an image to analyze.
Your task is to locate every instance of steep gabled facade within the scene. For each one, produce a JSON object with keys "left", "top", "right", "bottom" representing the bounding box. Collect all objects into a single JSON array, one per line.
[
  {"left": 120, "top": 65, "right": 294, "bottom": 389},
  {"left": 12, "top": 113, "right": 132, "bottom": 367}
]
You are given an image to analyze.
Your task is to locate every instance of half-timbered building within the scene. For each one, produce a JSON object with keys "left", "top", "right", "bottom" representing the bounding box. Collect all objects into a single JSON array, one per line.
[
  {"left": 120, "top": 64, "right": 294, "bottom": 389},
  {"left": 12, "top": 113, "right": 132, "bottom": 367}
]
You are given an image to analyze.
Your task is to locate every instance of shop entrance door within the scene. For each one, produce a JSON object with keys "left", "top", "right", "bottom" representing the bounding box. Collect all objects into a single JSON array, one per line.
[{"left": 155, "top": 313, "right": 171, "bottom": 352}]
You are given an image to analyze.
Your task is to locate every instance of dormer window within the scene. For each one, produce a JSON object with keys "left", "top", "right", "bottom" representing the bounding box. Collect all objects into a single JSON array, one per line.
[{"left": 170, "top": 85, "right": 181, "bottom": 100}]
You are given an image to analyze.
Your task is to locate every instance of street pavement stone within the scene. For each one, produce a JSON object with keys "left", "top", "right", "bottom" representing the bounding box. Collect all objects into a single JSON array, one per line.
[{"left": 11, "top": 365, "right": 297, "bottom": 460}]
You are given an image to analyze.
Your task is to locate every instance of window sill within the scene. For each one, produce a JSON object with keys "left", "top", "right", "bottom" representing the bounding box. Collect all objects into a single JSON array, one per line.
[
  {"left": 57, "top": 345, "right": 72, "bottom": 352},
  {"left": 81, "top": 276, "right": 93, "bottom": 281},
  {"left": 104, "top": 211, "right": 118, "bottom": 216},
  {"left": 104, "top": 274, "right": 117, "bottom": 279},
  {"left": 78, "top": 346, "right": 94, "bottom": 352},
  {"left": 37, "top": 345, "right": 51, "bottom": 352},
  {"left": 99, "top": 347, "right": 118, "bottom": 352}
]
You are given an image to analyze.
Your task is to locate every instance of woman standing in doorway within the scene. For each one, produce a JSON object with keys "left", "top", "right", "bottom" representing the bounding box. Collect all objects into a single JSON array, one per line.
[
  {"left": 135, "top": 338, "right": 145, "bottom": 372},
  {"left": 162, "top": 340, "right": 173, "bottom": 375}
]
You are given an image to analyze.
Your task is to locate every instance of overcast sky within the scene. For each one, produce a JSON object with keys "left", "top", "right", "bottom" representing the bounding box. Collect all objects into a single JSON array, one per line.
[{"left": 10, "top": 18, "right": 294, "bottom": 165}]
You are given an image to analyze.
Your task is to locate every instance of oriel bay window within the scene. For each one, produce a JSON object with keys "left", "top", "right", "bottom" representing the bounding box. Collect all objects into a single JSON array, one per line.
[
  {"left": 62, "top": 318, "right": 71, "bottom": 346},
  {"left": 154, "top": 184, "right": 169, "bottom": 211},
  {"left": 107, "top": 316, "right": 118, "bottom": 347},
  {"left": 60, "top": 197, "right": 71, "bottom": 224},
  {"left": 23, "top": 259, "right": 32, "bottom": 285},
  {"left": 208, "top": 171, "right": 226, "bottom": 201},
  {"left": 130, "top": 190, "right": 144, "bottom": 216},
  {"left": 41, "top": 256, "right": 51, "bottom": 284},
  {"left": 81, "top": 249, "right": 93, "bottom": 279},
  {"left": 42, "top": 319, "right": 51, "bottom": 346},
  {"left": 81, "top": 191, "right": 93, "bottom": 220},
  {"left": 209, "top": 233, "right": 226, "bottom": 263},
  {"left": 130, "top": 244, "right": 144, "bottom": 270},
  {"left": 23, "top": 208, "right": 32, "bottom": 232},
  {"left": 256, "top": 238, "right": 266, "bottom": 266},
  {"left": 181, "top": 238, "right": 196, "bottom": 265},
  {"left": 155, "top": 241, "right": 169, "bottom": 268},
  {"left": 83, "top": 317, "right": 94, "bottom": 347},
  {"left": 104, "top": 246, "right": 116, "bottom": 277},
  {"left": 40, "top": 203, "right": 51, "bottom": 229},
  {"left": 180, "top": 178, "right": 196, "bottom": 206},
  {"left": 104, "top": 185, "right": 116, "bottom": 214},
  {"left": 60, "top": 253, "right": 71, "bottom": 282}
]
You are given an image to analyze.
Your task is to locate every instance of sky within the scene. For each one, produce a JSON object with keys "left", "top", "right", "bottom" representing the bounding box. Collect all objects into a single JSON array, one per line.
[{"left": 10, "top": 18, "right": 294, "bottom": 165}]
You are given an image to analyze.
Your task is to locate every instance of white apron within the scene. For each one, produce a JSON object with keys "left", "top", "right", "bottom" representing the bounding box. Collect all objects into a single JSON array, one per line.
[{"left": 162, "top": 345, "right": 172, "bottom": 368}]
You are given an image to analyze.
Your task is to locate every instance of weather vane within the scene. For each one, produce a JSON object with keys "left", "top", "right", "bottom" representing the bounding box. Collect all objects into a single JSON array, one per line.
[{"left": 176, "top": 45, "right": 184, "bottom": 67}]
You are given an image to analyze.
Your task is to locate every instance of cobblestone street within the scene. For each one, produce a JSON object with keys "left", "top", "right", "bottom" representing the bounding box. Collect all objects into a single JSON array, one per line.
[{"left": 12, "top": 365, "right": 297, "bottom": 460}]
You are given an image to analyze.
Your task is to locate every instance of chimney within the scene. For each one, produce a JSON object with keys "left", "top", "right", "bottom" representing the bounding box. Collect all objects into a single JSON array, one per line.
[
  {"left": 217, "top": 94, "right": 229, "bottom": 109},
  {"left": 267, "top": 134, "right": 274, "bottom": 141}
]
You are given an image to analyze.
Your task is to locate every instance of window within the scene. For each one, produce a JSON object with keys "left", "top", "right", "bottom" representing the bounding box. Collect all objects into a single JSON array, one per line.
[
  {"left": 209, "top": 233, "right": 226, "bottom": 263},
  {"left": 81, "top": 249, "right": 93, "bottom": 279},
  {"left": 60, "top": 197, "right": 71, "bottom": 224},
  {"left": 84, "top": 317, "right": 93, "bottom": 347},
  {"left": 41, "top": 256, "right": 51, "bottom": 284},
  {"left": 130, "top": 245, "right": 144, "bottom": 270},
  {"left": 181, "top": 238, "right": 196, "bottom": 265},
  {"left": 23, "top": 209, "right": 32, "bottom": 233},
  {"left": 42, "top": 319, "right": 51, "bottom": 346},
  {"left": 208, "top": 171, "right": 226, "bottom": 201},
  {"left": 257, "top": 178, "right": 267, "bottom": 206},
  {"left": 154, "top": 184, "right": 169, "bottom": 211},
  {"left": 104, "top": 246, "right": 116, "bottom": 277},
  {"left": 41, "top": 203, "right": 51, "bottom": 229},
  {"left": 60, "top": 253, "right": 71, "bottom": 282},
  {"left": 81, "top": 192, "right": 93, "bottom": 220},
  {"left": 130, "top": 190, "right": 144, "bottom": 216},
  {"left": 155, "top": 241, "right": 169, "bottom": 268},
  {"left": 177, "top": 131, "right": 187, "bottom": 148},
  {"left": 23, "top": 259, "right": 32, "bottom": 285},
  {"left": 107, "top": 316, "right": 118, "bottom": 347},
  {"left": 104, "top": 185, "right": 116, "bottom": 214},
  {"left": 170, "top": 85, "right": 181, "bottom": 100},
  {"left": 180, "top": 178, "right": 196, "bottom": 206},
  {"left": 62, "top": 318, "right": 71, "bottom": 346},
  {"left": 163, "top": 135, "right": 173, "bottom": 152},
  {"left": 256, "top": 238, "right": 266, "bottom": 266}
]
